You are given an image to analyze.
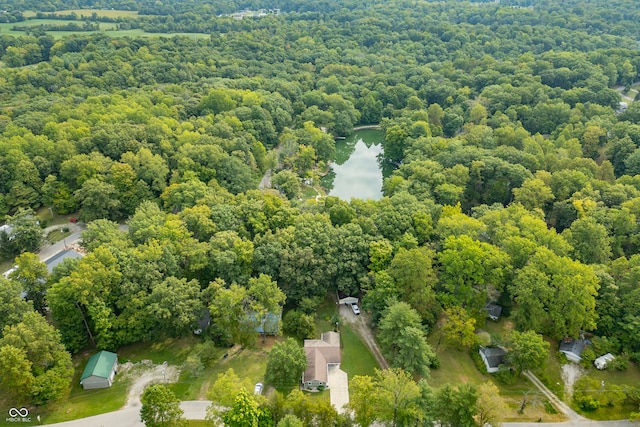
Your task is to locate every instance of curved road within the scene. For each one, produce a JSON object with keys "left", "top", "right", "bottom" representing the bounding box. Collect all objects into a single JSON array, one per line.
[{"left": 42, "top": 401, "right": 210, "bottom": 427}]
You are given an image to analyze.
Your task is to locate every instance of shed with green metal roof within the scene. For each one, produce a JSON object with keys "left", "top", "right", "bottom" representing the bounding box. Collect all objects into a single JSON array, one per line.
[{"left": 80, "top": 350, "right": 118, "bottom": 390}]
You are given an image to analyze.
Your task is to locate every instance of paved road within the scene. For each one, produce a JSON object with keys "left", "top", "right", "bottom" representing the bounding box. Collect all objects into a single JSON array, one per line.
[
  {"left": 504, "top": 421, "right": 633, "bottom": 426},
  {"left": 40, "top": 398, "right": 636, "bottom": 427},
  {"left": 43, "top": 401, "right": 211, "bottom": 426},
  {"left": 38, "top": 223, "right": 85, "bottom": 262}
]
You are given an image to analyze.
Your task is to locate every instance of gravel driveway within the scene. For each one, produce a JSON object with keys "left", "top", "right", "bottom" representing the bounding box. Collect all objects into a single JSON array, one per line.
[{"left": 338, "top": 303, "right": 389, "bottom": 369}]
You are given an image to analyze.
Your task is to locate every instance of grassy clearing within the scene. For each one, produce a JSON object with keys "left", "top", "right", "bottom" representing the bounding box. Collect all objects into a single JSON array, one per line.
[
  {"left": 198, "top": 341, "right": 273, "bottom": 398},
  {"left": 0, "top": 22, "right": 210, "bottom": 39},
  {"left": 119, "top": 336, "right": 200, "bottom": 365},
  {"left": 46, "top": 228, "right": 73, "bottom": 244},
  {"left": 315, "top": 294, "right": 339, "bottom": 334},
  {"left": 187, "top": 421, "right": 212, "bottom": 427},
  {"left": 571, "top": 361, "right": 640, "bottom": 420},
  {"left": 427, "top": 328, "right": 488, "bottom": 388},
  {"left": 428, "top": 319, "right": 567, "bottom": 422},
  {"left": 538, "top": 338, "right": 564, "bottom": 399},
  {"left": 339, "top": 323, "right": 379, "bottom": 377},
  {"left": 35, "top": 206, "right": 77, "bottom": 226}
]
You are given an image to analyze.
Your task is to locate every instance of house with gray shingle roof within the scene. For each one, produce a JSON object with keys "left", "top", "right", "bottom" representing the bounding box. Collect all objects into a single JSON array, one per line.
[
  {"left": 302, "top": 332, "right": 341, "bottom": 391},
  {"left": 479, "top": 346, "right": 507, "bottom": 373},
  {"left": 559, "top": 338, "right": 586, "bottom": 363}
]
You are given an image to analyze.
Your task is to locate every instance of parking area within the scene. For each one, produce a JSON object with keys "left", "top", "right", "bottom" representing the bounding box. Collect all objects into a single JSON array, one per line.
[{"left": 327, "top": 364, "right": 349, "bottom": 414}]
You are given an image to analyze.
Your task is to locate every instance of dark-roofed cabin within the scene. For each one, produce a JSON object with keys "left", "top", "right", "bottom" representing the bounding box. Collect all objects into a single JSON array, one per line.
[
  {"left": 484, "top": 303, "right": 502, "bottom": 321},
  {"left": 194, "top": 309, "right": 211, "bottom": 335},
  {"left": 559, "top": 338, "right": 586, "bottom": 363},
  {"left": 80, "top": 350, "right": 118, "bottom": 390},
  {"left": 479, "top": 346, "right": 507, "bottom": 373}
]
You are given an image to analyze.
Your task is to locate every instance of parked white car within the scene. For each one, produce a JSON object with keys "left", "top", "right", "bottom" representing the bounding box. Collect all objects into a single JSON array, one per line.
[
  {"left": 351, "top": 303, "right": 360, "bottom": 315},
  {"left": 254, "top": 382, "right": 263, "bottom": 395}
]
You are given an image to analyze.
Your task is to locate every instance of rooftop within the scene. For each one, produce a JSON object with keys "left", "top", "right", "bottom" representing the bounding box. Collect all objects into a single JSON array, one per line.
[
  {"left": 44, "top": 249, "right": 83, "bottom": 272},
  {"left": 80, "top": 350, "right": 118, "bottom": 381},
  {"left": 559, "top": 338, "right": 586, "bottom": 356},
  {"left": 480, "top": 346, "right": 507, "bottom": 368}
]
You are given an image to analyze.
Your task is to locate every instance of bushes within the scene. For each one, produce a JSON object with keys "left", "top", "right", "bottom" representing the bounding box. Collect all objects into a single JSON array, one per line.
[
  {"left": 283, "top": 310, "right": 316, "bottom": 340},
  {"left": 493, "top": 366, "right": 518, "bottom": 385},
  {"left": 470, "top": 346, "right": 488, "bottom": 375}
]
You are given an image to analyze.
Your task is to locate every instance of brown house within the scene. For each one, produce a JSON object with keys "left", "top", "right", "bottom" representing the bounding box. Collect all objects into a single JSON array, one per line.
[{"left": 302, "top": 331, "right": 341, "bottom": 391}]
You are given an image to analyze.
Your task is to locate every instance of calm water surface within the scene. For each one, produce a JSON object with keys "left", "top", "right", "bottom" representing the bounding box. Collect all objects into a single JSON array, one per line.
[{"left": 322, "top": 129, "right": 388, "bottom": 200}]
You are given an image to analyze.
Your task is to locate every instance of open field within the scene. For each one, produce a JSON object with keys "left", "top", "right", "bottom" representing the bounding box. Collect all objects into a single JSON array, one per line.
[
  {"left": 53, "top": 9, "right": 140, "bottom": 18},
  {"left": 0, "top": 20, "right": 210, "bottom": 39},
  {"left": 176, "top": 342, "right": 271, "bottom": 400},
  {"left": 22, "top": 10, "right": 140, "bottom": 18},
  {"left": 119, "top": 336, "right": 200, "bottom": 366},
  {"left": 0, "top": 19, "right": 117, "bottom": 34}
]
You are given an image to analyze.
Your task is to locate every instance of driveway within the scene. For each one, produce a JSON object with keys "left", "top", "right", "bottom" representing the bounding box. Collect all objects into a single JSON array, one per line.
[
  {"left": 328, "top": 364, "right": 349, "bottom": 414},
  {"left": 338, "top": 303, "right": 389, "bottom": 369}
]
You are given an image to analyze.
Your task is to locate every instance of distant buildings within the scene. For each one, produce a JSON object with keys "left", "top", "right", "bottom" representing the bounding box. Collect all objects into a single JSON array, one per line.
[{"left": 224, "top": 8, "right": 281, "bottom": 20}]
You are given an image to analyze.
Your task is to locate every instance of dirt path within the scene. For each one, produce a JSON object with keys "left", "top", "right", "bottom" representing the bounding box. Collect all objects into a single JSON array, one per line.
[
  {"left": 338, "top": 304, "right": 389, "bottom": 369},
  {"left": 119, "top": 361, "right": 180, "bottom": 407},
  {"left": 561, "top": 363, "right": 584, "bottom": 400},
  {"left": 523, "top": 370, "right": 584, "bottom": 422}
]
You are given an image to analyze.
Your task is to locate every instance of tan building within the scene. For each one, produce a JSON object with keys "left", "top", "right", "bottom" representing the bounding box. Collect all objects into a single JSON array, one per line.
[{"left": 302, "top": 331, "right": 341, "bottom": 391}]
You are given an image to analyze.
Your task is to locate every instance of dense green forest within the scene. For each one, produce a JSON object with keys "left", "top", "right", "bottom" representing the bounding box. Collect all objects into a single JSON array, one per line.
[{"left": 1, "top": 0, "right": 640, "bottom": 423}]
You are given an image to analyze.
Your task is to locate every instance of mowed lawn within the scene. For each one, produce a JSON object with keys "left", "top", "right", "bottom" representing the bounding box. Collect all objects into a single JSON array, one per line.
[
  {"left": 428, "top": 320, "right": 567, "bottom": 422},
  {"left": 339, "top": 324, "right": 379, "bottom": 378}
]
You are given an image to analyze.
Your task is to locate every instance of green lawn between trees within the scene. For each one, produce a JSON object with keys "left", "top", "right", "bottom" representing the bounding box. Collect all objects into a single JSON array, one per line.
[
  {"left": 447, "top": 317, "right": 640, "bottom": 421},
  {"left": 1, "top": 294, "right": 380, "bottom": 426}
]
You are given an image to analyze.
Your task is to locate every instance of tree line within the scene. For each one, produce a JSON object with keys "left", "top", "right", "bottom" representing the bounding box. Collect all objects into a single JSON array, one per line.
[{"left": 0, "top": 0, "right": 640, "bottom": 417}]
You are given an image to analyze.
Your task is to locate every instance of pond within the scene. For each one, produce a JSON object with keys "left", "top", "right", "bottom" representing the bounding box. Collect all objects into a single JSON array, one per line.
[{"left": 321, "top": 129, "right": 390, "bottom": 200}]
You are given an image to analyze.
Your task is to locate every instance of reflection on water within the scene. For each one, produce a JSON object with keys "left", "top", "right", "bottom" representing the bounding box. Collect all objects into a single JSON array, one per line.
[{"left": 321, "top": 129, "right": 387, "bottom": 201}]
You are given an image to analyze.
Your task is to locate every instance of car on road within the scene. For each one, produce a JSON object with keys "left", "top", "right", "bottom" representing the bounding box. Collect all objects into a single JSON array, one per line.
[
  {"left": 351, "top": 303, "right": 360, "bottom": 315},
  {"left": 254, "top": 382, "right": 263, "bottom": 395}
]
